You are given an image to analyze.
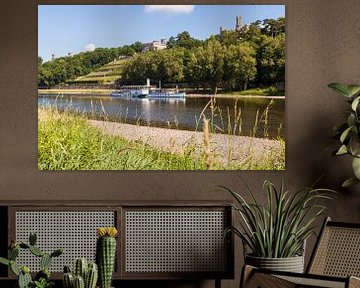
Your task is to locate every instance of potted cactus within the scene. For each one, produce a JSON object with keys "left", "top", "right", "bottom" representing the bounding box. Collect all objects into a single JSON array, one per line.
[
  {"left": 96, "top": 227, "right": 118, "bottom": 288},
  {"left": 0, "top": 232, "right": 63, "bottom": 288},
  {"left": 62, "top": 258, "right": 98, "bottom": 288}
]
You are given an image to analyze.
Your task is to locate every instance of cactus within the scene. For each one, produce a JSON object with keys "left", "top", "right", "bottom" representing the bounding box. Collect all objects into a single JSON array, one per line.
[
  {"left": 0, "top": 232, "right": 63, "bottom": 288},
  {"left": 74, "top": 258, "right": 88, "bottom": 279},
  {"left": 9, "top": 246, "right": 19, "bottom": 260},
  {"left": 18, "top": 270, "right": 32, "bottom": 288},
  {"left": 96, "top": 227, "right": 118, "bottom": 288},
  {"left": 41, "top": 253, "right": 52, "bottom": 270},
  {"left": 85, "top": 263, "right": 98, "bottom": 288},
  {"left": 63, "top": 272, "right": 74, "bottom": 288},
  {"left": 29, "top": 232, "right": 37, "bottom": 246},
  {"left": 29, "top": 246, "right": 44, "bottom": 257},
  {"left": 63, "top": 259, "right": 98, "bottom": 288},
  {"left": 51, "top": 248, "right": 64, "bottom": 258},
  {"left": 35, "top": 268, "right": 50, "bottom": 281},
  {"left": 0, "top": 257, "right": 9, "bottom": 266},
  {"left": 10, "top": 260, "right": 20, "bottom": 276},
  {"left": 74, "top": 275, "right": 85, "bottom": 288},
  {"left": 64, "top": 265, "right": 72, "bottom": 273}
]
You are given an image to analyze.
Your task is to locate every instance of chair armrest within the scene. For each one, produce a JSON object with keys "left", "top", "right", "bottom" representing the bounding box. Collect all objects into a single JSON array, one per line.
[{"left": 349, "top": 276, "right": 360, "bottom": 288}]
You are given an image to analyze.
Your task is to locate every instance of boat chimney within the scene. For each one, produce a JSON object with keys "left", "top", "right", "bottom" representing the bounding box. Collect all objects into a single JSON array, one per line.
[{"left": 146, "top": 78, "right": 150, "bottom": 87}]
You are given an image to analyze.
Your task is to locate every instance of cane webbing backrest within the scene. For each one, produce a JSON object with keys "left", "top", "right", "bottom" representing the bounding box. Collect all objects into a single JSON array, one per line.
[{"left": 308, "top": 221, "right": 360, "bottom": 278}]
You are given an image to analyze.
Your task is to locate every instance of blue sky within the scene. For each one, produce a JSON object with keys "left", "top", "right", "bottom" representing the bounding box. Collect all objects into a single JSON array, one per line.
[{"left": 38, "top": 5, "right": 285, "bottom": 61}]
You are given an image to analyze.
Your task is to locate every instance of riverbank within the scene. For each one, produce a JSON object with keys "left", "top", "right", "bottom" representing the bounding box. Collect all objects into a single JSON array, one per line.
[
  {"left": 89, "top": 119, "right": 285, "bottom": 169},
  {"left": 38, "top": 89, "right": 285, "bottom": 99},
  {"left": 38, "top": 108, "right": 284, "bottom": 170},
  {"left": 38, "top": 89, "right": 112, "bottom": 95}
]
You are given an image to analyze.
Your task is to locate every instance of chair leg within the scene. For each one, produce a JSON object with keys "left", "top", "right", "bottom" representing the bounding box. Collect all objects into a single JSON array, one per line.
[{"left": 215, "top": 278, "right": 221, "bottom": 288}]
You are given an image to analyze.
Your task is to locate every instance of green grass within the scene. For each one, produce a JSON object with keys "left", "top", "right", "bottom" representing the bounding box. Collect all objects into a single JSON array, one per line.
[
  {"left": 38, "top": 109, "right": 204, "bottom": 170},
  {"left": 38, "top": 108, "right": 285, "bottom": 170},
  {"left": 234, "top": 87, "right": 285, "bottom": 96}
]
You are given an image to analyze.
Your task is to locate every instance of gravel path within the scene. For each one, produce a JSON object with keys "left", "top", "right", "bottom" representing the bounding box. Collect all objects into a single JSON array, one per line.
[{"left": 88, "top": 120, "right": 283, "bottom": 168}]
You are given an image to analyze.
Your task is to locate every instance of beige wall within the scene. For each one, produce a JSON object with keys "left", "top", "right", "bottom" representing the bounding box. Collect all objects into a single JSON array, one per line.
[{"left": 1, "top": 0, "right": 360, "bottom": 287}]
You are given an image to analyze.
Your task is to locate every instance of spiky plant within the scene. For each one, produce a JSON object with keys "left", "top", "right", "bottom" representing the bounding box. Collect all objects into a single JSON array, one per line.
[
  {"left": 96, "top": 227, "right": 118, "bottom": 288},
  {"left": 222, "top": 179, "right": 335, "bottom": 258}
]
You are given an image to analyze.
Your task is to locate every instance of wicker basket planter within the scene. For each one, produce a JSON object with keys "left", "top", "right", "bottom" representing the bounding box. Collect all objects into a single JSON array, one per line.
[{"left": 245, "top": 254, "right": 305, "bottom": 273}]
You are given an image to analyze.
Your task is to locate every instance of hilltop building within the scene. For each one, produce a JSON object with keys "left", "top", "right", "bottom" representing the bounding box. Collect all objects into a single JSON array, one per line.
[
  {"left": 143, "top": 39, "right": 167, "bottom": 52},
  {"left": 220, "top": 16, "right": 243, "bottom": 35}
]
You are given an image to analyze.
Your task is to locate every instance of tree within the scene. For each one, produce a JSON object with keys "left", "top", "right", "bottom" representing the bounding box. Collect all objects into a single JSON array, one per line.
[
  {"left": 121, "top": 48, "right": 185, "bottom": 85},
  {"left": 261, "top": 17, "right": 285, "bottom": 37},
  {"left": 256, "top": 33, "right": 285, "bottom": 86},
  {"left": 167, "top": 31, "right": 203, "bottom": 50},
  {"left": 187, "top": 39, "right": 225, "bottom": 94},
  {"left": 224, "top": 43, "right": 257, "bottom": 90}
]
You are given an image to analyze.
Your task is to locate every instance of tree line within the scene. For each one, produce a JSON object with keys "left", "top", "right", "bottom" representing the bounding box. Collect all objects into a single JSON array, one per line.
[
  {"left": 38, "top": 17, "right": 285, "bottom": 93},
  {"left": 38, "top": 43, "right": 143, "bottom": 87}
]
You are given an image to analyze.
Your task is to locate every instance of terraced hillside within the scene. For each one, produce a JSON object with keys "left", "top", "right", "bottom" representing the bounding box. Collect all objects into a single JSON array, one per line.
[{"left": 71, "top": 57, "right": 130, "bottom": 85}]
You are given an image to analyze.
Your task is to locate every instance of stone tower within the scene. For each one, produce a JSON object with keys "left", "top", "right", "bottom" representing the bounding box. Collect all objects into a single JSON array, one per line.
[{"left": 235, "top": 16, "right": 242, "bottom": 31}]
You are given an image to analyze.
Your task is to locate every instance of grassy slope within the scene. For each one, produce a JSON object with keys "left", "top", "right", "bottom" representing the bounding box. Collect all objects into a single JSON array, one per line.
[{"left": 73, "top": 58, "right": 129, "bottom": 85}]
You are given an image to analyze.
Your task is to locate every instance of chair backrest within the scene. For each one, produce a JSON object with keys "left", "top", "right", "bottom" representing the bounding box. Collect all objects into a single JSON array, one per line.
[{"left": 307, "top": 217, "right": 360, "bottom": 277}]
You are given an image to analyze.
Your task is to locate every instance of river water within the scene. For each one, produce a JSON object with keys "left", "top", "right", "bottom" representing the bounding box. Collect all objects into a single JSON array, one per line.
[{"left": 38, "top": 94, "right": 285, "bottom": 139}]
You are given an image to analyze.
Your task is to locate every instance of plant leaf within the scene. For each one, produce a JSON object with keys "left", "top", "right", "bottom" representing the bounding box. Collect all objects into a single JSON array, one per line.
[
  {"left": 352, "top": 157, "right": 360, "bottom": 179},
  {"left": 347, "top": 85, "right": 360, "bottom": 97},
  {"left": 347, "top": 114, "right": 356, "bottom": 127},
  {"left": 342, "top": 177, "right": 360, "bottom": 188},
  {"left": 336, "top": 145, "right": 348, "bottom": 155},
  {"left": 0, "top": 257, "right": 9, "bottom": 266},
  {"left": 351, "top": 96, "right": 360, "bottom": 111},
  {"left": 328, "top": 83, "right": 352, "bottom": 97},
  {"left": 348, "top": 135, "right": 360, "bottom": 157},
  {"left": 340, "top": 127, "right": 353, "bottom": 143}
]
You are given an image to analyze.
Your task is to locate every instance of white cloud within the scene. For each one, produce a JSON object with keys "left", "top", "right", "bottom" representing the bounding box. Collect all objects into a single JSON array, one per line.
[
  {"left": 84, "top": 43, "right": 96, "bottom": 52},
  {"left": 144, "top": 5, "right": 194, "bottom": 14}
]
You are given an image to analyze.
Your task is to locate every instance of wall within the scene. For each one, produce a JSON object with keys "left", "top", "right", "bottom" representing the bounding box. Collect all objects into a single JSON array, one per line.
[{"left": 0, "top": 0, "right": 360, "bottom": 287}]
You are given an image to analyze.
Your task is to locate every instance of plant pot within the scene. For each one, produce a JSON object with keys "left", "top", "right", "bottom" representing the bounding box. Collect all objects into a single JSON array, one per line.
[{"left": 245, "top": 254, "right": 304, "bottom": 273}]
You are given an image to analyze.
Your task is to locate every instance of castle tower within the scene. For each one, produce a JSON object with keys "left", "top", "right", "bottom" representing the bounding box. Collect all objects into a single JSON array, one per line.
[{"left": 235, "top": 16, "right": 242, "bottom": 31}]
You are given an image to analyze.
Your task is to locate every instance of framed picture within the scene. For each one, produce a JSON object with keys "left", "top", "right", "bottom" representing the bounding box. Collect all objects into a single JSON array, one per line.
[{"left": 38, "top": 4, "right": 285, "bottom": 170}]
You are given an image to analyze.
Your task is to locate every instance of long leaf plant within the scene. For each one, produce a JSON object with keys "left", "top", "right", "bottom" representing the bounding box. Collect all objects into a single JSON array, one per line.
[{"left": 222, "top": 180, "right": 334, "bottom": 258}]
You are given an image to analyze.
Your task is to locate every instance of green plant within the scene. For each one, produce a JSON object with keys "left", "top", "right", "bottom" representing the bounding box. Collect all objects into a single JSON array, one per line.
[
  {"left": 328, "top": 83, "right": 360, "bottom": 187},
  {"left": 222, "top": 179, "right": 334, "bottom": 258},
  {"left": 62, "top": 258, "right": 98, "bottom": 288},
  {"left": 0, "top": 232, "right": 63, "bottom": 288},
  {"left": 96, "top": 227, "right": 118, "bottom": 288}
]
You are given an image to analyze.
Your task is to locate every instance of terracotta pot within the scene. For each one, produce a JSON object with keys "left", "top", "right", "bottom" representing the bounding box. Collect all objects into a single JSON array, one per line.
[{"left": 245, "top": 254, "right": 305, "bottom": 273}]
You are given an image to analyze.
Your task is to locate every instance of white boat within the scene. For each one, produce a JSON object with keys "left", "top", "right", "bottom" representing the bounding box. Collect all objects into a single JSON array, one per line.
[
  {"left": 147, "top": 89, "right": 186, "bottom": 99},
  {"left": 110, "top": 87, "right": 149, "bottom": 98},
  {"left": 111, "top": 79, "right": 186, "bottom": 98}
]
